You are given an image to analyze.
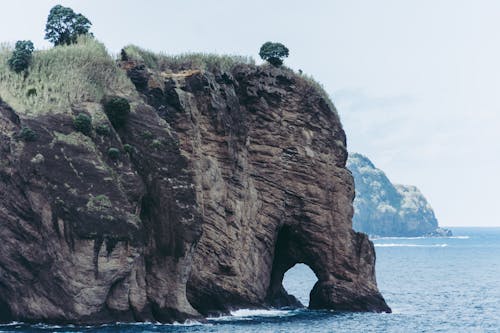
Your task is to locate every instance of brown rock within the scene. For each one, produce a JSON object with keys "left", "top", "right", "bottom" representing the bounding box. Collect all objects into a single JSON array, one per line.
[{"left": 0, "top": 61, "right": 389, "bottom": 324}]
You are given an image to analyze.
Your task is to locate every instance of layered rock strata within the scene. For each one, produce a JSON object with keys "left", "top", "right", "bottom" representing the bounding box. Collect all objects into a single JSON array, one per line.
[{"left": 0, "top": 58, "right": 390, "bottom": 324}]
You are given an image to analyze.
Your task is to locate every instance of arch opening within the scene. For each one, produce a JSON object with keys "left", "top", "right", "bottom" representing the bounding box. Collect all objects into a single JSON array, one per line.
[
  {"left": 282, "top": 264, "right": 318, "bottom": 307},
  {"left": 265, "top": 225, "right": 320, "bottom": 308}
]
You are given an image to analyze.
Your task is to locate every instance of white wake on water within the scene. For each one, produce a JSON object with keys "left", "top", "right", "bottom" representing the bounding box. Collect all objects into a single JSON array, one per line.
[
  {"left": 374, "top": 243, "right": 448, "bottom": 247},
  {"left": 209, "top": 308, "right": 294, "bottom": 321},
  {"left": 230, "top": 309, "right": 292, "bottom": 317},
  {"left": 371, "top": 236, "right": 469, "bottom": 240}
]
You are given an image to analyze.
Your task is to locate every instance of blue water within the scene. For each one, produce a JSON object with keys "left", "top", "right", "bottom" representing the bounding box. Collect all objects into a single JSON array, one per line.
[{"left": 2, "top": 227, "right": 499, "bottom": 332}]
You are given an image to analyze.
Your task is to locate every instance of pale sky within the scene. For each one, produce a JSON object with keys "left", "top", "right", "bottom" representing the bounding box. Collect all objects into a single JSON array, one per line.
[{"left": 1, "top": 0, "right": 499, "bottom": 227}]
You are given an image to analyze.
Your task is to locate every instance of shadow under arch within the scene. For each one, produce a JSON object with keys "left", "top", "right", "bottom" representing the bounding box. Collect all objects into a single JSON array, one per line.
[{"left": 265, "top": 224, "right": 322, "bottom": 308}]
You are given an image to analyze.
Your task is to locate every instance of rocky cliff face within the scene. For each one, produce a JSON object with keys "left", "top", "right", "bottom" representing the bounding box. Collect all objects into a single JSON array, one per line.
[
  {"left": 347, "top": 153, "right": 450, "bottom": 237},
  {"left": 0, "top": 49, "right": 389, "bottom": 324}
]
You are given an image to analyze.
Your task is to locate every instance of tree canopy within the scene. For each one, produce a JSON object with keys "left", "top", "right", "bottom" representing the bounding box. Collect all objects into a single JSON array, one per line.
[
  {"left": 259, "top": 42, "right": 289, "bottom": 67},
  {"left": 44, "top": 5, "right": 92, "bottom": 46},
  {"left": 8, "top": 40, "right": 34, "bottom": 73}
]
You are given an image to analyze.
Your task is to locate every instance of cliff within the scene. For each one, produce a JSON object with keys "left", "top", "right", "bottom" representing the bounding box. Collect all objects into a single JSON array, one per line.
[
  {"left": 347, "top": 153, "right": 451, "bottom": 237},
  {"left": 0, "top": 39, "right": 389, "bottom": 324}
]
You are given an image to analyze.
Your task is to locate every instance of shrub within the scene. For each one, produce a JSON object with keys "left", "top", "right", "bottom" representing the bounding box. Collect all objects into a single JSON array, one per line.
[
  {"left": 95, "top": 123, "right": 110, "bottom": 136},
  {"left": 45, "top": 5, "right": 92, "bottom": 46},
  {"left": 8, "top": 40, "right": 34, "bottom": 73},
  {"left": 142, "top": 130, "right": 154, "bottom": 140},
  {"left": 18, "top": 126, "right": 37, "bottom": 141},
  {"left": 123, "top": 144, "right": 134, "bottom": 154},
  {"left": 259, "top": 42, "right": 289, "bottom": 67},
  {"left": 87, "top": 194, "right": 112, "bottom": 212},
  {"left": 26, "top": 88, "right": 37, "bottom": 97},
  {"left": 107, "top": 147, "right": 120, "bottom": 159},
  {"left": 73, "top": 113, "right": 92, "bottom": 135},
  {"left": 102, "top": 96, "right": 130, "bottom": 128},
  {"left": 150, "top": 139, "right": 162, "bottom": 149}
]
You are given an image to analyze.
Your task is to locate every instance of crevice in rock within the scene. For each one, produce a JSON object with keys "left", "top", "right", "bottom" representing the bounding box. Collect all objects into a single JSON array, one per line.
[
  {"left": 93, "top": 236, "right": 104, "bottom": 279},
  {"left": 0, "top": 297, "right": 12, "bottom": 323},
  {"left": 105, "top": 237, "right": 118, "bottom": 257}
]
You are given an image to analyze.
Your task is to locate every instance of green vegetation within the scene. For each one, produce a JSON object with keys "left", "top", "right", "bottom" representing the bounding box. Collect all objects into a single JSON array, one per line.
[
  {"left": 52, "top": 131, "right": 96, "bottom": 151},
  {"left": 18, "top": 126, "right": 37, "bottom": 141},
  {"left": 86, "top": 194, "right": 112, "bottom": 212},
  {"left": 259, "top": 42, "right": 289, "bottom": 67},
  {"left": 95, "top": 123, "right": 110, "bottom": 136},
  {"left": 142, "top": 130, "right": 154, "bottom": 140},
  {"left": 0, "top": 36, "right": 136, "bottom": 116},
  {"left": 296, "top": 72, "right": 336, "bottom": 113},
  {"left": 150, "top": 139, "right": 162, "bottom": 149},
  {"left": 107, "top": 147, "right": 120, "bottom": 159},
  {"left": 45, "top": 5, "right": 92, "bottom": 46},
  {"left": 122, "top": 45, "right": 255, "bottom": 72},
  {"left": 102, "top": 96, "right": 130, "bottom": 128},
  {"left": 123, "top": 144, "right": 134, "bottom": 154},
  {"left": 73, "top": 113, "right": 92, "bottom": 135},
  {"left": 8, "top": 40, "right": 34, "bottom": 73},
  {"left": 0, "top": 5, "right": 336, "bottom": 130},
  {"left": 26, "top": 87, "right": 37, "bottom": 97}
]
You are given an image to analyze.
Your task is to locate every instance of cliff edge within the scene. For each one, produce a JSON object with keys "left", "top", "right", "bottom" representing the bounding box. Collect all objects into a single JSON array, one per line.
[{"left": 0, "top": 39, "right": 389, "bottom": 324}]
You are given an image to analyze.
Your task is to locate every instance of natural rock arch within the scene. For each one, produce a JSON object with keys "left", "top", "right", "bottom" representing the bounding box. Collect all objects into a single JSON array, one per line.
[
  {"left": 264, "top": 217, "right": 391, "bottom": 312},
  {"left": 282, "top": 263, "right": 318, "bottom": 307},
  {"left": 266, "top": 225, "right": 314, "bottom": 308}
]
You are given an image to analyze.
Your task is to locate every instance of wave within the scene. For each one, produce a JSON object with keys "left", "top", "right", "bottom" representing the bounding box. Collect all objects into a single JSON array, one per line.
[
  {"left": 372, "top": 236, "right": 469, "bottom": 240},
  {"left": 0, "top": 320, "right": 207, "bottom": 329},
  {"left": 230, "top": 309, "right": 292, "bottom": 317},
  {"left": 374, "top": 243, "right": 448, "bottom": 248},
  {"left": 209, "top": 308, "right": 294, "bottom": 321},
  {"left": 172, "top": 320, "right": 206, "bottom": 326}
]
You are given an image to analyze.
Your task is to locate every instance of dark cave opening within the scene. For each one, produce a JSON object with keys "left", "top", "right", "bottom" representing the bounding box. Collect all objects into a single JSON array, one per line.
[
  {"left": 266, "top": 225, "right": 319, "bottom": 308},
  {"left": 0, "top": 297, "right": 12, "bottom": 323}
]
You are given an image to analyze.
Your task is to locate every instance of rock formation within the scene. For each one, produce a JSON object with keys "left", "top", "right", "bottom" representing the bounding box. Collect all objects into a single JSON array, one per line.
[
  {"left": 0, "top": 42, "right": 390, "bottom": 324},
  {"left": 347, "top": 153, "right": 451, "bottom": 237}
]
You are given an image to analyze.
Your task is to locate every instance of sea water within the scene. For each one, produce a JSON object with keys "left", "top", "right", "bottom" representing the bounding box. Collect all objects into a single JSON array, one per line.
[{"left": 1, "top": 227, "right": 499, "bottom": 332}]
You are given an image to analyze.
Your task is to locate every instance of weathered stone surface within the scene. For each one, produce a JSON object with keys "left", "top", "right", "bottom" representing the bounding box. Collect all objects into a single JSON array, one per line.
[{"left": 0, "top": 61, "right": 389, "bottom": 324}]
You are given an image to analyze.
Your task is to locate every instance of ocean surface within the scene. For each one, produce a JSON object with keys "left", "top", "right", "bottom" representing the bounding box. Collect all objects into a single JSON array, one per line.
[{"left": 1, "top": 227, "right": 499, "bottom": 333}]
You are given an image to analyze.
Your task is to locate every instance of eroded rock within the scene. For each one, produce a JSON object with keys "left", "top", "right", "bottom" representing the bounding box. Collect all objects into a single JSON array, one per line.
[{"left": 0, "top": 62, "right": 389, "bottom": 324}]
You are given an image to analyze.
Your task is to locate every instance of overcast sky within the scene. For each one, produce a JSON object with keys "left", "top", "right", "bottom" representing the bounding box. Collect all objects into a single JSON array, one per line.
[{"left": 1, "top": 0, "right": 499, "bottom": 227}]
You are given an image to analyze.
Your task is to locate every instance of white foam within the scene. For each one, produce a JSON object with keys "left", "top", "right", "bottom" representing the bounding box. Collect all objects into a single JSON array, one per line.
[
  {"left": 230, "top": 308, "right": 291, "bottom": 317},
  {"left": 172, "top": 320, "right": 205, "bottom": 326},
  {"left": 0, "top": 322, "right": 22, "bottom": 326},
  {"left": 375, "top": 243, "right": 448, "bottom": 248},
  {"left": 371, "top": 236, "right": 426, "bottom": 240},
  {"left": 372, "top": 235, "right": 469, "bottom": 240},
  {"left": 210, "top": 308, "right": 293, "bottom": 321}
]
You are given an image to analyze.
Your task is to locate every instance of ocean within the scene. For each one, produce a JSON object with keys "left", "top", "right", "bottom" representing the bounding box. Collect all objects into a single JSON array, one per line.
[{"left": 1, "top": 227, "right": 499, "bottom": 332}]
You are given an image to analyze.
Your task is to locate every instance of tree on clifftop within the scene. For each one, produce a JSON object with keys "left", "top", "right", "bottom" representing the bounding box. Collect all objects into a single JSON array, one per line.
[
  {"left": 259, "top": 42, "right": 289, "bottom": 67},
  {"left": 44, "top": 5, "right": 92, "bottom": 46},
  {"left": 8, "top": 40, "right": 34, "bottom": 73}
]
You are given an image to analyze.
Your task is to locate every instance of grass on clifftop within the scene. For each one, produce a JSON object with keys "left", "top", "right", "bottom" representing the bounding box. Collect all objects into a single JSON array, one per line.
[
  {"left": 123, "top": 45, "right": 255, "bottom": 72},
  {"left": 296, "top": 73, "right": 337, "bottom": 114},
  {"left": 0, "top": 38, "right": 335, "bottom": 116},
  {"left": 124, "top": 45, "right": 336, "bottom": 113},
  {"left": 0, "top": 36, "right": 136, "bottom": 116}
]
